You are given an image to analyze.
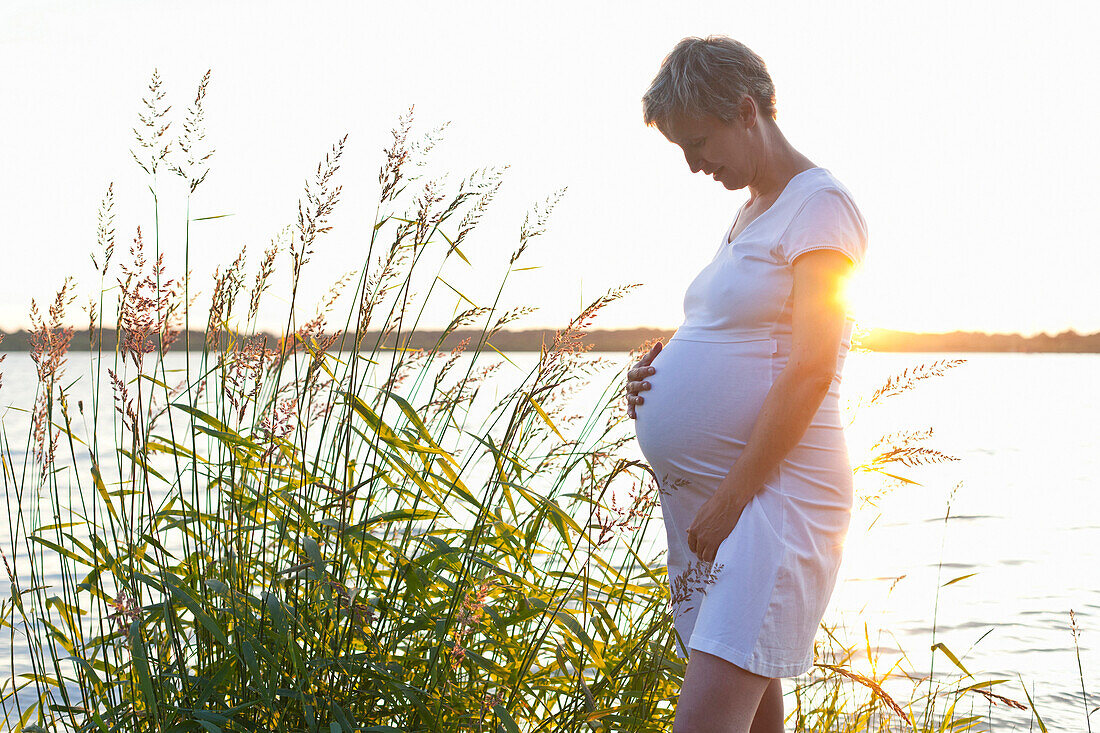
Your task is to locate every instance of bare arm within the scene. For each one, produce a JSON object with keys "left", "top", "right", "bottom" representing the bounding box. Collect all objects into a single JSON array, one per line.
[{"left": 717, "top": 248, "right": 854, "bottom": 500}]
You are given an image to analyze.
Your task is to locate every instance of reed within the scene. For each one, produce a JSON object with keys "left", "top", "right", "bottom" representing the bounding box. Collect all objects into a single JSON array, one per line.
[{"left": 0, "top": 69, "right": 1083, "bottom": 732}]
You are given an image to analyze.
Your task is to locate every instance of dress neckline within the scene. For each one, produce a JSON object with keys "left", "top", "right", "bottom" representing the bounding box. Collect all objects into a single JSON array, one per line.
[{"left": 724, "top": 166, "right": 826, "bottom": 246}]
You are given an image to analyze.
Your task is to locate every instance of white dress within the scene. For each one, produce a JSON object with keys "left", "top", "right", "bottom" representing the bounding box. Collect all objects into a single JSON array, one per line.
[{"left": 634, "top": 167, "right": 869, "bottom": 678}]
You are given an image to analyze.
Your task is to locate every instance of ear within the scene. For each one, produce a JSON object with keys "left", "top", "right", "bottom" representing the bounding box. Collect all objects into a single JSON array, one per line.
[{"left": 737, "top": 95, "right": 758, "bottom": 128}]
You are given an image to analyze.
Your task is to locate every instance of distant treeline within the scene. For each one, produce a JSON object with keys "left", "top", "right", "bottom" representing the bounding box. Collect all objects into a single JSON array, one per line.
[
  {"left": 2, "top": 327, "right": 1100, "bottom": 353},
  {"left": 854, "top": 328, "right": 1100, "bottom": 353}
]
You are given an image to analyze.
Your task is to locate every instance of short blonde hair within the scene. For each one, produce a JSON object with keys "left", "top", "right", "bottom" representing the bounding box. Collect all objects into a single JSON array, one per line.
[{"left": 642, "top": 36, "right": 777, "bottom": 133}]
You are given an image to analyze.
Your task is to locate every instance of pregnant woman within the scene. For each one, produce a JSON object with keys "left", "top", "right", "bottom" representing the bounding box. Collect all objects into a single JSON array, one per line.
[{"left": 629, "top": 36, "right": 869, "bottom": 732}]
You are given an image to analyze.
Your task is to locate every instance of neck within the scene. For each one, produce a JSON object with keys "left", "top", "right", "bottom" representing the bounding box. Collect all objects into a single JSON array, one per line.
[{"left": 746, "top": 121, "right": 816, "bottom": 203}]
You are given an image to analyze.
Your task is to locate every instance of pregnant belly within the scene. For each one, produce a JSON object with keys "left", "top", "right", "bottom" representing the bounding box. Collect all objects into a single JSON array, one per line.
[{"left": 634, "top": 337, "right": 776, "bottom": 473}]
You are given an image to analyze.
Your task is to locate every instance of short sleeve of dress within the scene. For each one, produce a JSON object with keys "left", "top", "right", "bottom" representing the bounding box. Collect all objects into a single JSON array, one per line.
[{"left": 778, "top": 187, "right": 868, "bottom": 267}]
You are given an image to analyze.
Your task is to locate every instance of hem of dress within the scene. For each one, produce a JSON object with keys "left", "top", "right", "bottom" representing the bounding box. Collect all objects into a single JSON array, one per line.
[{"left": 687, "top": 635, "right": 812, "bottom": 679}]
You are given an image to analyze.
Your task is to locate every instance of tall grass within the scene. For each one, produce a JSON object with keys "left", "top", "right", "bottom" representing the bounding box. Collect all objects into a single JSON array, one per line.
[{"left": 0, "top": 69, "right": 1084, "bottom": 732}]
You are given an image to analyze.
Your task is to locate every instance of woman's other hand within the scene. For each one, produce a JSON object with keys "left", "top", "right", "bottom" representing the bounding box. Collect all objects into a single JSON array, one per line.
[{"left": 626, "top": 341, "right": 662, "bottom": 419}]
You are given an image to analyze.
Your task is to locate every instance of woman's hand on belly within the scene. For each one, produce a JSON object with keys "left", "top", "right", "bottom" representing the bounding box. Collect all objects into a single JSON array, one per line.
[
  {"left": 625, "top": 340, "right": 662, "bottom": 419},
  {"left": 686, "top": 483, "right": 752, "bottom": 564}
]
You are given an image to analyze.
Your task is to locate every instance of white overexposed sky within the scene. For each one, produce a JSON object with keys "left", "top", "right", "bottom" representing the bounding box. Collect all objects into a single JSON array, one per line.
[{"left": 3, "top": 0, "right": 1099, "bottom": 337}]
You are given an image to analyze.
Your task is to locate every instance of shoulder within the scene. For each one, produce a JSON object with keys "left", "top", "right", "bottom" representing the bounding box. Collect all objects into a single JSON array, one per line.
[
  {"left": 777, "top": 171, "right": 869, "bottom": 266},
  {"left": 793, "top": 187, "right": 865, "bottom": 231},
  {"left": 795, "top": 171, "right": 864, "bottom": 220}
]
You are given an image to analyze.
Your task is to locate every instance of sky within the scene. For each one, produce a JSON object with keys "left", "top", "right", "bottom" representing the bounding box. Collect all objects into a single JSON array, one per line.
[{"left": 2, "top": 0, "right": 1099, "bottom": 338}]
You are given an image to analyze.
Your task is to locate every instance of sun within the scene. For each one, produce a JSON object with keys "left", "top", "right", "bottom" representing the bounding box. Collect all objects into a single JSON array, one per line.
[{"left": 843, "top": 267, "right": 871, "bottom": 324}]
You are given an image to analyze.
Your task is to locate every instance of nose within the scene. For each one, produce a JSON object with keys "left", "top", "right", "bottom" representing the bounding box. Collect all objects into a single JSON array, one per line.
[{"left": 684, "top": 150, "right": 708, "bottom": 175}]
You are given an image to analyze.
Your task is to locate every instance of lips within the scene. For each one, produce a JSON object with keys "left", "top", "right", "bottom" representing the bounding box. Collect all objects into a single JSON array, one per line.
[{"left": 712, "top": 168, "right": 723, "bottom": 180}]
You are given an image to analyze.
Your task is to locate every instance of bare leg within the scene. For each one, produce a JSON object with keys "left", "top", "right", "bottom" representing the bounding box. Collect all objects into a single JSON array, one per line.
[
  {"left": 749, "top": 678, "right": 785, "bottom": 733},
  {"left": 673, "top": 649, "right": 772, "bottom": 733}
]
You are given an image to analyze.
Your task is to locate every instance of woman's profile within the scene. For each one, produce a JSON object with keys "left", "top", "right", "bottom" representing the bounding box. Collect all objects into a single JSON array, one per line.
[{"left": 627, "top": 35, "right": 870, "bottom": 732}]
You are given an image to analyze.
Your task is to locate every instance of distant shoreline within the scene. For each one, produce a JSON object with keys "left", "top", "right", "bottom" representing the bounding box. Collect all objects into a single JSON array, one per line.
[{"left": 3, "top": 327, "right": 1100, "bottom": 353}]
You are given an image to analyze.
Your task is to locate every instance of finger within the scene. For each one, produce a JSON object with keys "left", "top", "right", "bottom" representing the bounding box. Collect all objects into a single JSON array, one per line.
[
  {"left": 628, "top": 365, "right": 652, "bottom": 382},
  {"left": 638, "top": 341, "right": 663, "bottom": 366},
  {"left": 631, "top": 365, "right": 656, "bottom": 384}
]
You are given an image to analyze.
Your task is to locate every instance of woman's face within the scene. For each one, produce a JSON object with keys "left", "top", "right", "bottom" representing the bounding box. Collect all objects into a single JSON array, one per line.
[{"left": 661, "top": 112, "right": 752, "bottom": 191}]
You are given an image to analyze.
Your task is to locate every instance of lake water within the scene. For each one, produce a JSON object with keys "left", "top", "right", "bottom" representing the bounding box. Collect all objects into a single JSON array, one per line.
[{"left": 0, "top": 350, "right": 1096, "bottom": 729}]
